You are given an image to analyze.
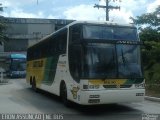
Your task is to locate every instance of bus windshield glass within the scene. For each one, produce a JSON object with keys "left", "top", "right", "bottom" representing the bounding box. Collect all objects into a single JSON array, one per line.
[
  {"left": 81, "top": 44, "right": 142, "bottom": 79},
  {"left": 11, "top": 59, "right": 26, "bottom": 71},
  {"left": 83, "top": 44, "right": 117, "bottom": 78},
  {"left": 69, "top": 44, "right": 142, "bottom": 79},
  {"left": 69, "top": 24, "right": 143, "bottom": 79},
  {"left": 83, "top": 25, "right": 138, "bottom": 41}
]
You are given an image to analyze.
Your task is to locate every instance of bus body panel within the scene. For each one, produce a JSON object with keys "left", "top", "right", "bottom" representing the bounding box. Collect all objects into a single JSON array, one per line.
[
  {"left": 27, "top": 55, "right": 71, "bottom": 96},
  {"left": 26, "top": 58, "right": 46, "bottom": 86},
  {"left": 67, "top": 78, "right": 145, "bottom": 104},
  {"left": 79, "top": 89, "right": 145, "bottom": 105}
]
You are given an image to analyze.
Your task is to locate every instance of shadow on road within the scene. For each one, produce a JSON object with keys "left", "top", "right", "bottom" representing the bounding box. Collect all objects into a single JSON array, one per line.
[{"left": 72, "top": 104, "right": 136, "bottom": 115}]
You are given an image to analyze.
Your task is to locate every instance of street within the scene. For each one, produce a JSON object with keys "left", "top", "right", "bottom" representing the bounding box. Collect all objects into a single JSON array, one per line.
[{"left": 0, "top": 79, "right": 160, "bottom": 120}]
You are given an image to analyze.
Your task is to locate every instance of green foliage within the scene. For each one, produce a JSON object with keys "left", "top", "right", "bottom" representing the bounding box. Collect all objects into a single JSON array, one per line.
[
  {"left": 131, "top": 6, "right": 160, "bottom": 84},
  {"left": 0, "top": 3, "right": 7, "bottom": 43},
  {"left": 139, "top": 27, "right": 160, "bottom": 42},
  {"left": 0, "top": 17, "right": 7, "bottom": 43},
  {"left": 145, "top": 63, "right": 160, "bottom": 84},
  {"left": 131, "top": 5, "right": 160, "bottom": 27}
]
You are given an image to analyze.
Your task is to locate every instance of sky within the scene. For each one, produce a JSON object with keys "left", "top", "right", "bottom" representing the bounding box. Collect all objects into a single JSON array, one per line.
[{"left": 0, "top": 0, "right": 159, "bottom": 24}]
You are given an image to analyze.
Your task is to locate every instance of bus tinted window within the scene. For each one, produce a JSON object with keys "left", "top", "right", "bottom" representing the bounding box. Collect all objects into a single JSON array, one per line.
[
  {"left": 69, "top": 25, "right": 82, "bottom": 43},
  {"left": 27, "top": 28, "right": 67, "bottom": 61},
  {"left": 83, "top": 25, "right": 138, "bottom": 41},
  {"left": 55, "top": 31, "right": 67, "bottom": 53}
]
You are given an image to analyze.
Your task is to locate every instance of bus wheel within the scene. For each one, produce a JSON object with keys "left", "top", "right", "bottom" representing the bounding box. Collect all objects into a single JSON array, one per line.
[
  {"left": 32, "top": 78, "right": 37, "bottom": 92},
  {"left": 60, "top": 83, "right": 71, "bottom": 107}
]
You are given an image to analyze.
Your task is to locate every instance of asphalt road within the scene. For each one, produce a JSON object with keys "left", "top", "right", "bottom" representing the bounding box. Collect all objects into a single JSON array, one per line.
[{"left": 0, "top": 79, "right": 160, "bottom": 120}]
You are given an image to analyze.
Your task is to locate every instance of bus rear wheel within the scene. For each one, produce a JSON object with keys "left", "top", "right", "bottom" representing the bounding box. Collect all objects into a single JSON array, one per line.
[{"left": 32, "top": 79, "right": 37, "bottom": 92}]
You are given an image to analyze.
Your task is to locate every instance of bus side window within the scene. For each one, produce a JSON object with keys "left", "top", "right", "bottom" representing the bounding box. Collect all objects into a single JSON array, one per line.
[
  {"left": 59, "top": 32, "right": 67, "bottom": 53},
  {"left": 38, "top": 44, "right": 43, "bottom": 58},
  {"left": 49, "top": 37, "right": 56, "bottom": 56},
  {"left": 70, "top": 25, "right": 81, "bottom": 44},
  {"left": 44, "top": 40, "right": 50, "bottom": 57},
  {"left": 56, "top": 29, "right": 67, "bottom": 54}
]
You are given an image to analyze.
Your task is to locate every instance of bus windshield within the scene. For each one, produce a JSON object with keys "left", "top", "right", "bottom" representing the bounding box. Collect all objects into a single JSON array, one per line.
[
  {"left": 69, "top": 43, "right": 142, "bottom": 79},
  {"left": 10, "top": 59, "right": 26, "bottom": 71},
  {"left": 83, "top": 25, "right": 138, "bottom": 41},
  {"left": 82, "top": 44, "right": 142, "bottom": 79},
  {"left": 69, "top": 24, "right": 143, "bottom": 79}
]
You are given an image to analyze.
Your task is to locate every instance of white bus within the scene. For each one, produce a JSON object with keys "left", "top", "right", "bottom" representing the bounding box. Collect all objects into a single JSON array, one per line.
[{"left": 27, "top": 21, "right": 145, "bottom": 106}]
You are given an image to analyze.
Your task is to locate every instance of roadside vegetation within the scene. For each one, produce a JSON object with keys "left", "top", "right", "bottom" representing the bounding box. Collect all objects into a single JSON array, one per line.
[
  {"left": 0, "top": 3, "right": 8, "bottom": 84},
  {"left": 0, "top": 3, "right": 7, "bottom": 45},
  {"left": 0, "top": 18, "right": 7, "bottom": 45},
  {"left": 131, "top": 6, "right": 160, "bottom": 97}
]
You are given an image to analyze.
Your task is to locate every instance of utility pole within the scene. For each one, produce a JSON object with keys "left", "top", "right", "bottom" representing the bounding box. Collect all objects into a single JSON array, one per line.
[
  {"left": 0, "top": 3, "right": 3, "bottom": 11},
  {"left": 94, "top": 0, "right": 121, "bottom": 21}
]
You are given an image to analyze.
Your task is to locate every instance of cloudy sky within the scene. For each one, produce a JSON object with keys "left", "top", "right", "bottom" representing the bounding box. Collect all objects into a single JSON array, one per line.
[{"left": 0, "top": 0, "right": 159, "bottom": 24}]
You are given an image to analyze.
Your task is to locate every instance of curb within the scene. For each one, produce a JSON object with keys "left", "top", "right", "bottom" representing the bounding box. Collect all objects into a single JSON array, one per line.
[{"left": 145, "top": 96, "right": 160, "bottom": 102}]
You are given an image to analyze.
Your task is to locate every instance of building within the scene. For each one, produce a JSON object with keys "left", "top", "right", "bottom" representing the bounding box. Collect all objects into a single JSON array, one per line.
[
  {"left": 0, "top": 17, "right": 74, "bottom": 72},
  {"left": 2, "top": 17, "right": 74, "bottom": 52}
]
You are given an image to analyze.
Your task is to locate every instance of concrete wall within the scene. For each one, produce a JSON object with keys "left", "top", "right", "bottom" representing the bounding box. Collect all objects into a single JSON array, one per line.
[
  {"left": 6, "top": 24, "right": 28, "bottom": 34},
  {"left": 3, "top": 17, "right": 74, "bottom": 52},
  {"left": 4, "top": 39, "right": 28, "bottom": 51},
  {"left": 28, "top": 23, "right": 54, "bottom": 35},
  {"left": 0, "top": 18, "right": 74, "bottom": 71}
]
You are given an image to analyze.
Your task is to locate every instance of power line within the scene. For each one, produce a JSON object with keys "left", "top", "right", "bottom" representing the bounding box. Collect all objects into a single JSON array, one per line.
[{"left": 94, "top": 0, "right": 121, "bottom": 21}]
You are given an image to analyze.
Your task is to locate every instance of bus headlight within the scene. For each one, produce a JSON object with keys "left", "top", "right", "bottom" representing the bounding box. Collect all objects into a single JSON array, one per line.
[
  {"left": 83, "top": 85, "right": 100, "bottom": 89},
  {"left": 135, "top": 83, "right": 145, "bottom": 89}
]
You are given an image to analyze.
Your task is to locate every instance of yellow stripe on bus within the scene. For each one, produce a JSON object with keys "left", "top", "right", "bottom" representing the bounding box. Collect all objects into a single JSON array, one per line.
[
  {"left": 89, "top": 79, "right": 127, "bottom": 85},
  {"left": 27, "top": 58, "right": 46, "bottom": 87}
]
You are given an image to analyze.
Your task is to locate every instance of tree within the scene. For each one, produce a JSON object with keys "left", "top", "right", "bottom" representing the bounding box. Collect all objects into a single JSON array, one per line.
[
  {"left": 0, "top": 3, "right": 7, "bottom": 44},
  {"left": 0, "top": 18, "right": 6, "bottom": 41},
  {"left": 131, "top": 6, "right": 160, "bottom": 27},
  {"left": 131, "top": 6, "right": 160, "bottom": 83}
]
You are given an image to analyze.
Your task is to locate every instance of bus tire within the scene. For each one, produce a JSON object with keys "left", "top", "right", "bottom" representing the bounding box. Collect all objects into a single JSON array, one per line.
[
  {"left": 32, "top": 78, "right": 37, "bottom": 92},
  {"left": 30, "top": 77, "right": 32, "bottom": 85},
  {"left": 60, "top": 82, "right": 71, "bottom": 107}
]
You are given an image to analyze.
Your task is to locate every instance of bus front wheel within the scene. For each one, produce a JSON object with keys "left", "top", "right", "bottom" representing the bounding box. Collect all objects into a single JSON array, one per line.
[{"left": 60, "top": 82, "right": 71, "bottom": 107}]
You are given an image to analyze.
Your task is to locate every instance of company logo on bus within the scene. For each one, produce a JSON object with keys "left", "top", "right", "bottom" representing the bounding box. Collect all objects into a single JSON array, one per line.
[
  {"left": 71, "top": 86, "right": 80, "bottom": 99},
  {"left": 33, "top": 60, "right": 43, "bottom": 67},
  {"left": 116, "top": 40, "right": 142, "bottom": 45}
]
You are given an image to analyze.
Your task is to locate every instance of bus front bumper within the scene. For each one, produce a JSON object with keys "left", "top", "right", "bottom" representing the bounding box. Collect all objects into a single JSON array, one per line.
[{"left": 78, "top": 89, "right": 145, "bottom": 105}]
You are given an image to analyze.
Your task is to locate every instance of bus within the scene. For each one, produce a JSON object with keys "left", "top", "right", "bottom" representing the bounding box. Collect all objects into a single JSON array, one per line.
[
  {"left": 27, "top": 21, "right": 145, "bottom": 105},
  {"left": 6, "top": 53, "right": 26, "bottom": 78}
]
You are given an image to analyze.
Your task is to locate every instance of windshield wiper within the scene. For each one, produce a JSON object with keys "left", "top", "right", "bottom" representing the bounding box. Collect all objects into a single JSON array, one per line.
[{"left": 121, "top": 49, "right": 126, "bottom": 66}]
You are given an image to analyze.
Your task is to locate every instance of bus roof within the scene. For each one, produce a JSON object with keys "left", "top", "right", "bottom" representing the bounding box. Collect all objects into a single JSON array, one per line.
[
  {"left": 10, "top": 54, "right": 26, "bottom": 59},
  {"left": 50, "top": 20, "right": 136, "bottom": 38},
  {"left": 66, "top": 20, "right": 135, "bottom": 28}
]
